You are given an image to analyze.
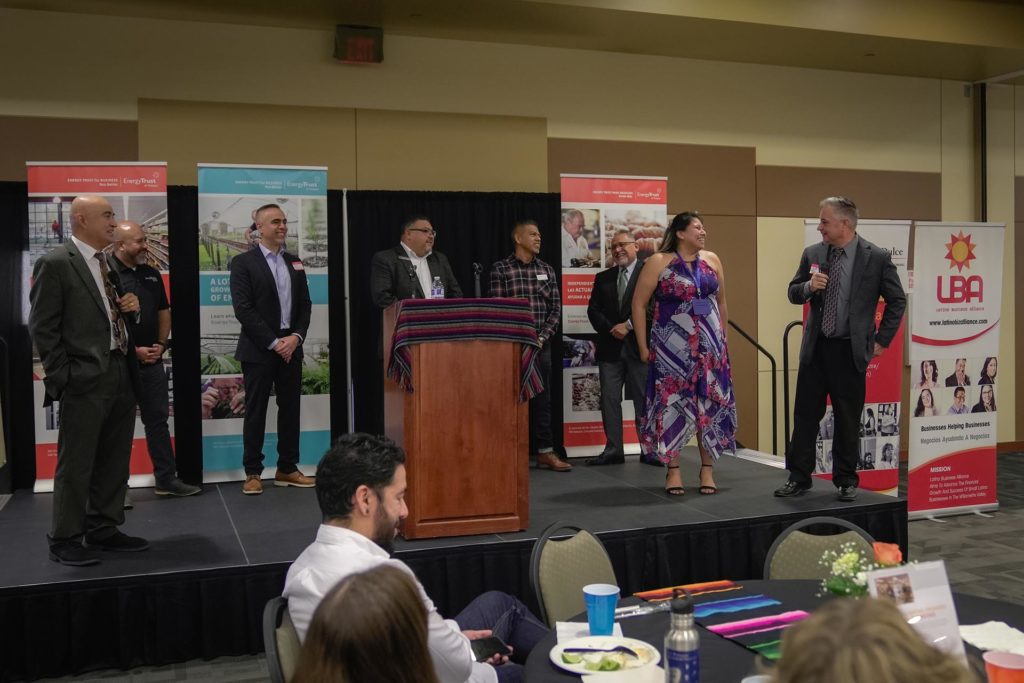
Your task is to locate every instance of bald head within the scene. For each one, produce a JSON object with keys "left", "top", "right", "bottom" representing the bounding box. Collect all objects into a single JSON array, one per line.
[
  {"left": 70, "top": 195, "right": 117, "bottom": 250},
  {"left": 113, "top": 220, "right": 149, "bottom": 266}
]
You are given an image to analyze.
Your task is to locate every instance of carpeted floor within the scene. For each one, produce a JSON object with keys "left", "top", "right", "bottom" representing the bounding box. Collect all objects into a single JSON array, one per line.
[{"left": 35, "top": 453, "right": 1024, "bottom": 682}]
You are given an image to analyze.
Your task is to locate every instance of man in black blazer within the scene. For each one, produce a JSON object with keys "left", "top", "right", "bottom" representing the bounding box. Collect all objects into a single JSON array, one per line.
[
  {"left": 29, "top": 195, "right": 147, "bottom": 565},
  {"left": 944, "top": 358, "right": 970, "bottom": 387},
  {"left": 775, "top": 196, "right": 906, "bottom": 501},
  {"left": 370, "top": 216, "right": 463, "bottom": 307},
  {"left": 585, "top": 230, "right": 649, "bottom": 466},
  {"left": 230, "top": 204, "right": 315, "bottom": 495}
]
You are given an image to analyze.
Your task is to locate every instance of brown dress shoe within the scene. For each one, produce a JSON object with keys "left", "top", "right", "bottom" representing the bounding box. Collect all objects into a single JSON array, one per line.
[
  {"left": 242, "top": 475, "right": 263, "bottom": 495},
  {"left": 536, "top": 452, "right": 572, "bottom": 472},
  {"left": 274, "top": 470, "right": 316, "bottom": 488}
]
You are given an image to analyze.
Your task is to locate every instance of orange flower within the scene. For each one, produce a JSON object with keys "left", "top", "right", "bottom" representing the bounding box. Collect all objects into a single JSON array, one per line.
[{"left": 873, "top": 542, "right": 903, "bottom": 567}]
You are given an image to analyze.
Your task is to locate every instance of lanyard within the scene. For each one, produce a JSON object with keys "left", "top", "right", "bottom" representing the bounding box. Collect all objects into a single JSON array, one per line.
[{"left": 680, "top": 255, "right": 703, "bottom": 297}]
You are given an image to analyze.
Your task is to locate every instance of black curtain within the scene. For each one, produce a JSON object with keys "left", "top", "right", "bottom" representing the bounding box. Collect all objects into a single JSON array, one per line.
[
  {"left": 345, "top": 190, "right": 564, "bottom": 449},
  {"left": 0, "top": 182, "right": 31, "bottom": 490}
]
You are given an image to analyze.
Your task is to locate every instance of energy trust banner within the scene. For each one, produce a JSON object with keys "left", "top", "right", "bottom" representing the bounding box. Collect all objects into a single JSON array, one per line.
[
  {"left": 908, "top": 222, "right": 1003, "bottom": 518},
  {"left": 197, "top": 164, "right": 330, "bottom": 479},
  {"left": 559, "top": 174, "right": 667, "bottom": 457},
  {"left": 26, "top": 162, "right": 169, "bottom": 493},
  {"left": 803, "top": 220, "right": 910, "bottom": 496}
]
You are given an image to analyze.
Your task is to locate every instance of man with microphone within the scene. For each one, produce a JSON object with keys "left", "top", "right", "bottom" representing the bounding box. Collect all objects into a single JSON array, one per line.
[
  {"left": 775, "top": 196, "right": 905, "bottom": 502},
  {"left": 370, "top": 216, "right": 463, "bottom": 307}
]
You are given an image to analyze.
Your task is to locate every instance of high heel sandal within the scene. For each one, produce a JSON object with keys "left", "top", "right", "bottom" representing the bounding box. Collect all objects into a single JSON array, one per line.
[
  {"left": 665, "top": 465, "right": 685, "bottom": 496},
  {"left": 698, "top": 464, "right": 717, "bottom": 495}
]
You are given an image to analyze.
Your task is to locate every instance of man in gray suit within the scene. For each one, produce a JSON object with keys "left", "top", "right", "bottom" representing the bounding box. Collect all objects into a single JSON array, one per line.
[
  {"left": 775, "top": 196, "right": 905, "bottom": 501},
  {"left": 30, "top": 195, "right": 147, "bottom": 565},
  {"left": 585, "top": 229, "right": 647, "bottom": 465},
  {"left": 370, "top": 216, "right": 463, "bottom": 308}
]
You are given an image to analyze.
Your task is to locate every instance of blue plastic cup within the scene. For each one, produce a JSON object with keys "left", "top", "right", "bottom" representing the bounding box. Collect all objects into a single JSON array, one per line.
[{"left": 583, "top": 583, "right": 620, "bottom": 636}]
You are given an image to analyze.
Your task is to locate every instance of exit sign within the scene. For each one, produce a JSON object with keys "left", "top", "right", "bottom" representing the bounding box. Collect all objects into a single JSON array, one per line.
[{"left": 334, "top": 25, "right": 383, "bottom": 64}]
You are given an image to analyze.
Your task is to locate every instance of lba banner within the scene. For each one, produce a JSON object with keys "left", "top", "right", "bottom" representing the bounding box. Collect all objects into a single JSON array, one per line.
[
  {"left": 804, "top": 220, "right": 910, "bottom": 496},
  {"left": 27, "top": 162, "right": 169, "bottom": 492},
  {"left": 908, "top": 222, "right": 1003, "bottom": 518},
  {"left": 560, "top": 174, "right": 667, "bottom": 456},
  {"left": 197, "top": 164, "right": 330, "bottom": 479}
]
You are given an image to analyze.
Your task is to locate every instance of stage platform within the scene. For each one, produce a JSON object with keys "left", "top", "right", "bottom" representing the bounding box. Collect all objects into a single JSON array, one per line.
[{"left": 0, "top": 452, "right": 907, "bottom": 680}]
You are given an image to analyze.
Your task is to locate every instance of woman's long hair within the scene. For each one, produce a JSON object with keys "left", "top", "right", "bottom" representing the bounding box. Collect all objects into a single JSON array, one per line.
[
  {"left": 659, "top": 211, "right": 701, "bottom": 254},
  {"left": 975, "top": 384, "right": 997, "bottom": 412},
  {"left": 913, "top": 388, "right": 934, "bottom": 417},
  {"left": 292, "top": 565, "right": 440, "bottom": 683}
]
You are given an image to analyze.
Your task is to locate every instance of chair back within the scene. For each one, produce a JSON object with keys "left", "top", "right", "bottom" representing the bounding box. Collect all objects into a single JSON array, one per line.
[
  {"left": 530, "top": 520, "right": 617, "bottom": 626},
  {"left": 763, "top": 516, "right": 875, "bottom": 580},
  {"left": 263, "top": 596, "right": 302, "bottom": 683}
]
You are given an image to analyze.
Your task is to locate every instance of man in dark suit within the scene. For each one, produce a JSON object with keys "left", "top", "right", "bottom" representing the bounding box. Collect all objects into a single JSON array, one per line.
[
  {"left": 370, "top": 216, "right": 463, "bottom": 307},
  {"left": 944, "top": 358, "right": 970, "bottom": 387},
  {"left": 29, "top": 195, "right": 147, "bottom": 565},
  {"left": 585, "top": 230, "right": 648, "bottom": 466},
  {"left": 230, "top": 203, "right": 315, "bottom": 495},
  {"left": 775, "top": 196, "right": 905, "bottom": 501}
]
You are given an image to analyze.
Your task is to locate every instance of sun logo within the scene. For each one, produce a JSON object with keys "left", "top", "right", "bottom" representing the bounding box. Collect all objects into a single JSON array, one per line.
[{"left": 944, "top": 231, "right": 976, "bottom": 272}]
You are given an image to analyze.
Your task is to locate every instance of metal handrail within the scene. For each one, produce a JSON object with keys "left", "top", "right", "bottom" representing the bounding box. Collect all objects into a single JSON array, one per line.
[
  {"left": 728, "top": 320, "right": 778, "bottom": 455},
  {"left": 782, "top": 320, "right": 803, "bottom": 453}
]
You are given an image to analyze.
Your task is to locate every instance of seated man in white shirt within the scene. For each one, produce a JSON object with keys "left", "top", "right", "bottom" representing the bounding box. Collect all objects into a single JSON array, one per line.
[{"left": 284, "top": 433, "right": 547, "bottom": 683}]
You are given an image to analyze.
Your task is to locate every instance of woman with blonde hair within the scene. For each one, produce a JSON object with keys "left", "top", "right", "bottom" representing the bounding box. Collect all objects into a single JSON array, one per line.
[
  {"left": 771, "top": 598, "right": 976, "bottom": 683},
  {"left": 292, "top": 565, "right": 440, "bottom": 683}
]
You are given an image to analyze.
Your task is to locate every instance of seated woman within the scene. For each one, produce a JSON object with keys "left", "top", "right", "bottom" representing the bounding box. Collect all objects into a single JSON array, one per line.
[
  {"left": 292, "top": 565, "right": 440, "bottom": 683},
  {"left": 769, "top": 598, "right": 975, "bottom": 683}
]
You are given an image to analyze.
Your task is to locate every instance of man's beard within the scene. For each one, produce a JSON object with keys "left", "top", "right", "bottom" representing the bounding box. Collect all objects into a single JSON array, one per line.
[{"left": 372, "top": 505, "right": 398, "bottom": 555}]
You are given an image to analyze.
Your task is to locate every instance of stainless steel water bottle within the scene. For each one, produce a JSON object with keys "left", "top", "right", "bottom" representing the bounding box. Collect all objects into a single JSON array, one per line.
[{"left": 664, "top": 588, "right": 699, "bottom": 682}]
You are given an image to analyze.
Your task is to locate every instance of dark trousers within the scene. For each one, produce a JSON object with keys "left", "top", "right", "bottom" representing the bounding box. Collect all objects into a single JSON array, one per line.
[
  {"left": 51, "top": 352, "right": 136, "bottom": 542},
  {"left": 137, "top": 361, "right": 177, "bottom": 486},
  {"left": 788, "top": 337, "right": 865, "bottom": 488},
  {"left": 241, "top": 351, "right": 301, "bottom": 476},
  {"left": 454, "top": 590, "right": 549, "bottom": 683},
  {"left": 598, "top": 345, "right": 647, "bottom": 457},
  {"left": 528, "top": 343, "right": 553, "bottom": 454}
]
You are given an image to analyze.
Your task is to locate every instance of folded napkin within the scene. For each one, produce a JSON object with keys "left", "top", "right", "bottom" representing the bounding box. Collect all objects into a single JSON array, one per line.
[
  {"left": 960, "top": 621, "right": 1024, "bottom": 654},
  {"left": 556, "top": 621, "right": 624, "bottom": 643},
  {"left": 582, "top": 665, "right": 664, "bottom": 682}
]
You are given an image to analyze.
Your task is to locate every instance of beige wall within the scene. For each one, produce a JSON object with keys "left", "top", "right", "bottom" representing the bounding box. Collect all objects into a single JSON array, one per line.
[{"left": 0, "top": 7, "right": 1018, "bottom": 450}]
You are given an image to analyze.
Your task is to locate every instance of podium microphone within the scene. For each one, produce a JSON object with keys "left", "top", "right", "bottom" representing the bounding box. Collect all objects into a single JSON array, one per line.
[{"left": 472, "top": 262, "right": 483, "bottom": 298}]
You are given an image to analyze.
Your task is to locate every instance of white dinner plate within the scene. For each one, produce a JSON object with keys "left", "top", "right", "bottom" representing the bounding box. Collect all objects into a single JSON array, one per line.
[{"left": 549, "top": 635, "right": 660, "bottom": 675}]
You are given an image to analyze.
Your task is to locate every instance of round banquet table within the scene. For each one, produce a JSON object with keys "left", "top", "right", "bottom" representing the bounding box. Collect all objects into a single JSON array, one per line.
[{"left": 523, "top": 579, "right": 1022, "bottom": 682}]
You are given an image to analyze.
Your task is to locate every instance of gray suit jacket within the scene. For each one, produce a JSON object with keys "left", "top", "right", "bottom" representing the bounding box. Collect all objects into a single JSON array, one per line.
[
  {"left": 788, "top": 236, "right": 906, "bottom": 373},
  {"left": 370, "top": 245, "right": 463, "bottom": 308},
  {"left": 29, "top": 240, "right": 140, "bottom": 404},
  {"left": 587, "top": 258, "right": 647, "bottom": 362}
]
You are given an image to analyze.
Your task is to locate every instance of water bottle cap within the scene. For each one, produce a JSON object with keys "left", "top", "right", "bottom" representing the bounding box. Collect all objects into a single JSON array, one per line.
[{"left": 670, "top": 588, "right": 694, "bottom": 614}]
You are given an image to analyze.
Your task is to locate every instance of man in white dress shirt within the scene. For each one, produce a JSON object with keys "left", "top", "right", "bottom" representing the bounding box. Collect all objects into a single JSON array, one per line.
[
  {"left": 561, "top": 209, "right": 591, "bottom": 267},
  {"left": 283, "top": 433, "right": 547, "bottom": 683}
]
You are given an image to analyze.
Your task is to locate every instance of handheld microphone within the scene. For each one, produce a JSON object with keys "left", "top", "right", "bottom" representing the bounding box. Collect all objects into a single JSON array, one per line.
[{"left": 105, "top": 263, "right": 142, "bottom": 324}]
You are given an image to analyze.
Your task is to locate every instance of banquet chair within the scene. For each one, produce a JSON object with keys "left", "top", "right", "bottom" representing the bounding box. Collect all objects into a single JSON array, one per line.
[
  {"left": 530, "top": 520, "right": 617, "bottom": 626},
  {"left": 763, "top": 516, "right": 875, "bottom": 580},
  {"left": 263, "top": 596, "right": 301, "bottom": 683}
]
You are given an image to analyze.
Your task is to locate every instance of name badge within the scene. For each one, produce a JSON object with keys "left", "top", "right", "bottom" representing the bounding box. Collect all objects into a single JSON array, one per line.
[
  {"left": 691, "top": 298, "right": 712, "bottom": 316},
  {"left": 291, "top": 261, "right": 305, "bottom": 271},
  {"left": 536, "top": 273, "right": 548, "bottom": 281}
]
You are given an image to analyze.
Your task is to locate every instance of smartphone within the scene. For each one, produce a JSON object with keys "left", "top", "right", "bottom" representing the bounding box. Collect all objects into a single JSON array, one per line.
[{"left": 471, "top": 635, "right": 512, "bottom": 662}]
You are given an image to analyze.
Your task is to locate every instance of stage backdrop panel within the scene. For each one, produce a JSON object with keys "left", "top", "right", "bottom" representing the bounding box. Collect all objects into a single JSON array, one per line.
[
  {"left": 197, "top": 164, "right": 329, "bottom": 479},
  {"left": 26, "top": 162, "right": 169, "bottom": 493},
  {"left": 560, "top": 175, "right": 667, "bottom": 457},
  {"left": 802, "top": 219, "right": 910, "bottom": 496},
  {"left": 908, "top": 222, "right": 1003, "bottom": 519}
]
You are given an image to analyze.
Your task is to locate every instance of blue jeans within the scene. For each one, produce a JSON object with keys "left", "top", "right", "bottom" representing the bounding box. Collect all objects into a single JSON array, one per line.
[{"left": 454, "top": 591, "right": 549, "bottom": 683}]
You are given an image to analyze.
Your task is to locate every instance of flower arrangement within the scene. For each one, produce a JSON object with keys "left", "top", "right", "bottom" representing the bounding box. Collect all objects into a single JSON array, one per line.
[{"left": 820, "top": 541, "right": 903, "bottom": 597}]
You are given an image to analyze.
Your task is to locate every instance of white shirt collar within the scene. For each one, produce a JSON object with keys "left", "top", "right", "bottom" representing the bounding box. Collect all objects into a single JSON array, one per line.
[
  {"left": 401, "top": 242, "right": 431, "bottom": 261},
  {"left": 315, "top": 524, "right": 390, "bottom": 558},
  {"left": 71, "top": 234, "right": 100, "bottom": 261},
  {"left": 259, "top": 242, "right": 283, "bottom": 258}
]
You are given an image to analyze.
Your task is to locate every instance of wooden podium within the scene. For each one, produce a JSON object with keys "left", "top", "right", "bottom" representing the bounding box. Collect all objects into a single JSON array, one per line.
[{"left": 382, "top": 299, "right": 532, "bottom": 539}]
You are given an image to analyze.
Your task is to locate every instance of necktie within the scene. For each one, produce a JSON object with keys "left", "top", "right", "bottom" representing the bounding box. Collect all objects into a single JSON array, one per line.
[
  {"left": 821, "top": 247, "right": 844, "bottom": 337},
  {"left": 617, "top": 267, "right": 628, "bottom": 306},
  {"left": 269, "top": 252, "right": 292, "bottom": 327},
  {"left": 95, "top": 253, "right": 129, "bottom": 354}
]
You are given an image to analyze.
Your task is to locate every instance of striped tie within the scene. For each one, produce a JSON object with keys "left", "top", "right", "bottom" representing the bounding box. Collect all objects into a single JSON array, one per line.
[
  {"left": 95, "top": 253, "right": 129, "bottom": 354},
  {"left": 821, "top": 247, "right": 844, "bottom": 337}
]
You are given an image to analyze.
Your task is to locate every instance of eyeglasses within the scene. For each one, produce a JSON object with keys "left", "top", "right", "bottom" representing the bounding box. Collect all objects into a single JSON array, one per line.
[
  {"left": 611, "top": 241, "right": 636, "bottom": 251},
  {"left": 408, "top": 228, "right": 436, "bottom": 236}
]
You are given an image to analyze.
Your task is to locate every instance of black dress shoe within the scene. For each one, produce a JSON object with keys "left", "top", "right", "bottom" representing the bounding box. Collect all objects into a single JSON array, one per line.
[
  {"left": 586, "top": 453, "right": 625, "bottom": 466},
  {"left": 639, "top": 454, "right": 663, "bottom": 467},
  {"left": 837, "top": 485, "right": 858, "bottom": 501},
  {"left": 84, "top": 530, "right": 150, "bottom": 552},
  {"left": 774, "top": 481, "right": 812, "bottom": 497},
  {"left": 49, "top": 542, "right": 100, "bottom": 566}
]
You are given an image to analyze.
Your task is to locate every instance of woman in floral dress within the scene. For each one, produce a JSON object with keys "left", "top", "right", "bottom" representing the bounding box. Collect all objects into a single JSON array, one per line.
[{"left": 631, "top": 212, "right": 737, "bottom": 495}]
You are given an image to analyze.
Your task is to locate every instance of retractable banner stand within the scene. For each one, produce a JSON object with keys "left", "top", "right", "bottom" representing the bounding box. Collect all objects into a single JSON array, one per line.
[
  {"left": 197, "top": 164, "right": 330, "bottom": 480},
  {"left": 560, "top": 174, "right": 667, "bottom": 457},
  {"left": 803, "top": 220, "right": 910, "bottom": 496},
  {"left": 908, "top": 222, "right": 1003, "bottom": 519},
  {"left": 26, "top": 162, "right": 169, "bottom": 492}
]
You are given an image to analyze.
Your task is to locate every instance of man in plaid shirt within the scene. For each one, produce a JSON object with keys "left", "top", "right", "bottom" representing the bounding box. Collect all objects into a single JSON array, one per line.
[{"left": 489, "top": 220, "right": 572, "bottom": 472}]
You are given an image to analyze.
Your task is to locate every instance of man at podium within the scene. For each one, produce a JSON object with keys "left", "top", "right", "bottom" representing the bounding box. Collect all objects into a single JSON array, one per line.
[
  {"left": 371, "top": 215, "right": 463, "bottom": 307},
  {"left": 489, "top": 220, "right": 572, "bottom": 472}
]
